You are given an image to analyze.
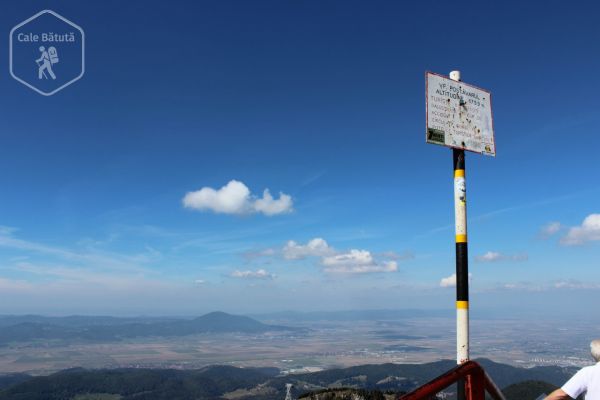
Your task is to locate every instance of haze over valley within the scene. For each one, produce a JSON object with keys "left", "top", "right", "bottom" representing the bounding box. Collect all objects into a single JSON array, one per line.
[{"left": 0, "top": 311, "right": 596, "bottom": 376}]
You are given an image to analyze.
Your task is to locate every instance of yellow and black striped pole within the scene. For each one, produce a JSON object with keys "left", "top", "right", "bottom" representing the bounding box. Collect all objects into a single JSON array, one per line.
[
  {"left": 454, "top": 148, "right": 469, "bottom": 363},
  {"left": 450, "top": 70, "right": 469, "bottom": 400}
]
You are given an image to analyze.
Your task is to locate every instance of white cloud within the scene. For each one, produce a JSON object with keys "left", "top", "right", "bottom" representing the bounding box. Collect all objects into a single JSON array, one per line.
[
  {"left": 183, "top": 180, "right": 250, "bottom": 214},
  {"left": 539, "top": 222, "right": 562, "bottom": 238},
  {"left": 246, "top": 240, "right": 412, "bottom": 275},
  {"left": 230, "top": 269, "right": 275, "bottom": 279},
  {"left": 475, "top": 251, "right": 528, "bottom": 263},
  {"left": 440, "top": 274, "right": 457, "bottom": 288},
  {"left": 194, "top": 279, "right": 206, "bottom": 285},
  {"left": 440, "top": 273, "right": 473, "bottom": 288},
  {"left": 324, "top": 260, "right": 398, "bottom": 274},
  {"left": 322, "top": 249, "right": 398, "bottom": 274},
  {"left": 283, "top": 238, "right": 334, "bottom": 260},
  {"left": 560, "top": 214, "right": 600, "bottom": 245},
  {"left": 278, "top": 238, "right": 407, "bottom": 274},
  {"left": 322, "top": 249, "right": 373, "bottom": 267},
  {"left": 475, "top": 251, "right": 501, "bottom": 262},
  {"left": 182, "top": 180, "right": 293, "bottom": 216},
  {"left": 253, "top": 189, "right": 293, "bottom": 216}
]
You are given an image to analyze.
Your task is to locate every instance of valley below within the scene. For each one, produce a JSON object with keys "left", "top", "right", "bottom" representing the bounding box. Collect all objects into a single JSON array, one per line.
[{"left": 0, "top": 313, "right": 597, "bottom": 375}]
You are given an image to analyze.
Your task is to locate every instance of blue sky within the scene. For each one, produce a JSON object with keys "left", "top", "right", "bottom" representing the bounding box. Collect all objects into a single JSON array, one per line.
[{"left": 0, "top": 0, "right": 599, "bottom": 316}]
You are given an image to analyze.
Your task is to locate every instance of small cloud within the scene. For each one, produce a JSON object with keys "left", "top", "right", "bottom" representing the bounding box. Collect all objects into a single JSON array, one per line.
[
  {"left": 475, "top": 251, "right": 528, "bottom": 263},
  {"left": 183, "top": 180, "right": 250, "bottom": 214},
  {"left": 475, "top": 251, "right": 501, "bottom": 262},
  {"left": 322, "top": 249, "right": 397, "bottom": 274},
  {"left": 440, "top": 273, "right": 473, "bottom": 288},
  {"left": 283, "top": 238, "right": 334, "bottom": 260},
  {"left": 183, "top": 180, "right": 293, "bottom": 216},
  {"left": 324, "top": 260, "right": 398, "bottom": 274},
  {"left": 539, "top": 222, "right": 562, "bottom": 239},
  {"left": 440, "top": 274, "right": 457, "bottom": 288},
  {"left": 322, "top": 249, "right": 373, "bottom": 267},
  {"left": 277, "top": 238, "right": 408, "bottom": 275},
  {"left": 194, "top": 279, "right": 206, "bottom": 285},
  {"left": 253, "top": 189, "right": 293, "bottom": 216},
  {"left": 230, "top": 268, "right": 275, "bottom": 280},
  {"left": 560, "top": 214, "right": 600, "bottom": 246}
]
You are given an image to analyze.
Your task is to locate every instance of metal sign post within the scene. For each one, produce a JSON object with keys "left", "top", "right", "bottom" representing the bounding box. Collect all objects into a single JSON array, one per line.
[
  {"left": 450, "top": 70, "right": 470, "bottom": 363},
  {"left": 451, "top": 70, "right": 469, "bottom": 400},
  {"left": 425, "top": 69, "right": 495, "bottom": 400}
]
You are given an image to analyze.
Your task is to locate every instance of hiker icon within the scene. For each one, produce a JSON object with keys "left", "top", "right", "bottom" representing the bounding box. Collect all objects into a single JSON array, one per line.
[{"left": 36, "top": 46, "right": 58, "bottom": 80}]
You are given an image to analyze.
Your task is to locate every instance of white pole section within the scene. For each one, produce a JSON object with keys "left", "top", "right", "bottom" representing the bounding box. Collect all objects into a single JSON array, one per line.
[{"left": 450, "top": 69, "right": 470, "bottom": 367}]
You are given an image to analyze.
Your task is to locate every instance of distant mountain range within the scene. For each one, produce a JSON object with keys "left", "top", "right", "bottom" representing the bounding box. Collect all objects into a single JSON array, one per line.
[
  {"left": 0, "top": 312, "right": 300, "bottom": 345},
  {"left": 0, "top": 358, "right": 579, "bottom": 400}
]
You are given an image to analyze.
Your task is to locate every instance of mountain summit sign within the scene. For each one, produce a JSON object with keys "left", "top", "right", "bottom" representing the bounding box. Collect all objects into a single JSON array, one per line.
[{"left": 426, "top": 72, "right": 495, "bottom": 156}]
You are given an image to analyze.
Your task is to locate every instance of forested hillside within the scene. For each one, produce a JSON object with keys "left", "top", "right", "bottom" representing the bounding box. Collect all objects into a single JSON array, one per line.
[{"left": 0, "top": 359, "right": 578, "bottom": 400}]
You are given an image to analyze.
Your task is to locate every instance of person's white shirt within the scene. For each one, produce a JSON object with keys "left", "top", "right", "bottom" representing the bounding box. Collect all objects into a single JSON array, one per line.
[{"left": 562, "top": 362, "right": 600, "bottom": 399}]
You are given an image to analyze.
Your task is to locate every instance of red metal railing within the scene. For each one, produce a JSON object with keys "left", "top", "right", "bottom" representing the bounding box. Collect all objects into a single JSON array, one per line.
[{"left": 398, "top": 361, "right": 506, "bottom": 400}]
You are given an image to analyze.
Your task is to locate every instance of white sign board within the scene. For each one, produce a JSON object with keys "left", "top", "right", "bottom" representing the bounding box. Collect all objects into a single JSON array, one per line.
[{"left": 426, "top": 72, "right": 495, "bottom": 156}]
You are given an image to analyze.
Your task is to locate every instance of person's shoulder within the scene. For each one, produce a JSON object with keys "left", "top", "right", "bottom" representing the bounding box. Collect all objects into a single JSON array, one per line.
[{"left": 579, "top": 363, "right": 600, "bottom": 376}]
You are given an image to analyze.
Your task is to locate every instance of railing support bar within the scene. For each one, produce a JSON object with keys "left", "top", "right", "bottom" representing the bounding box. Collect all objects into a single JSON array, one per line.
[{"left": 398, "top": 361, "right": 506, "bottom": 400}]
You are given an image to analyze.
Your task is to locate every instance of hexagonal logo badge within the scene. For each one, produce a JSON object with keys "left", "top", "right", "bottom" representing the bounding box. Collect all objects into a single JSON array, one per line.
[{"left": 10, "top": 10, "right": 85, "bottom": 96}]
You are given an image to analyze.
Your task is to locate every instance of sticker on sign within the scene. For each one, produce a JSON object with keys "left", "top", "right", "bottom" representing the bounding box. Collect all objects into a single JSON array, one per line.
[{"left": 426, "top": 72, "right": 495, "bottom": 156}]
